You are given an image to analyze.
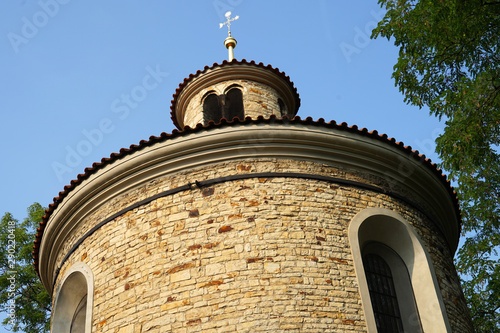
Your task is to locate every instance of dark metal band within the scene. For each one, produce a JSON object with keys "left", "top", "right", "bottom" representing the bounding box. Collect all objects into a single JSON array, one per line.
[{"left": 52, "top": 172, "right": 440, "bottom": 288}]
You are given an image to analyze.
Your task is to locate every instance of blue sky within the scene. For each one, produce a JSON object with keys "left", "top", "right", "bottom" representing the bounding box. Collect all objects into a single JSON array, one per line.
[{"left": 0, "top": 0, "right": 445, "bottom": 330}]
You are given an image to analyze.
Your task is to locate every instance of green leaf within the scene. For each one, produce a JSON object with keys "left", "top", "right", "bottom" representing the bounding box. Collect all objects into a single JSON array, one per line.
[
  {"left": 0, "top": 203, "right": 51, "bottom": 332},
  {"left": 372, "top": 0, "right": 500, "bottom": 330}
]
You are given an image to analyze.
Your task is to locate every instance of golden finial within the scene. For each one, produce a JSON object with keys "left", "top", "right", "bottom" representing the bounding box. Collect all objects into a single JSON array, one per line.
[{"left": 219, "top": 11, "right": 239, "bottom": 61}]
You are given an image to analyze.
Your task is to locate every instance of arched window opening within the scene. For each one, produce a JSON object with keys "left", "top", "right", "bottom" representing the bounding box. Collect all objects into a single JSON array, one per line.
[
  {"left": 349, "top": 208, "right": 450, "bottom": 332},
  {"left": 203, "top": 88, "right": 244, "bottom": 125},
  {"left": 52, "top": 262, "right": 93, "bottom": 333},
  {"left": 278, "top": 98, "right": 287, "bottom": 116},
  {"left": 203, "top": 93, "right": 221, "bottom": 125},
  {"left": 224, "top": 88, "right": 244, "bottom": 121}
]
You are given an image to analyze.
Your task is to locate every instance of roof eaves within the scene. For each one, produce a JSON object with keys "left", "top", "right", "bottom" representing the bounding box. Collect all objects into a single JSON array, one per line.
[{"left": 33, "top": 115, "right": 460, "bottom": 276}]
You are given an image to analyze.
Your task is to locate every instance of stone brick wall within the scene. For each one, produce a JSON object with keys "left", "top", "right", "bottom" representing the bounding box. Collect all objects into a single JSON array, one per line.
[
  {"left": 182, "top": 79, "right": 283, "bottom": 128},
  {"left": 52, "top": 158, "right": 473, "bottom": 332}
]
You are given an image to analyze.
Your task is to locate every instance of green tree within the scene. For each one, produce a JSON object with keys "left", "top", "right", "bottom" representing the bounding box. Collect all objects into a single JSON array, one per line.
[
  {"left": 0, "top": 203, "right": 51, "bottom": 332},
  {"left": 371, "top": 0, "right": 500, "bottom": 331}
]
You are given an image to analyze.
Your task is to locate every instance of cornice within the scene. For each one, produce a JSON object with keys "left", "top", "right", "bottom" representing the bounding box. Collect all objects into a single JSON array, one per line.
[{"left": 35, "top": 116, "right": 461, "bottom": 290}]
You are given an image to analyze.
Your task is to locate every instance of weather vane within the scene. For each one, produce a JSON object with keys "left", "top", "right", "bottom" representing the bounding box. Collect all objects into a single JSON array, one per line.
[
  {"left": 219, "top": 11, "right": 239, "bottom": 35},
  {"left": 219, "top": 11, "right": 239, "bottom": 61}
]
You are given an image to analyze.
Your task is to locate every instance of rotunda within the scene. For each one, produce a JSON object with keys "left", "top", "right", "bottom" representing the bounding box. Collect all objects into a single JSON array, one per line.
[{"left": 34, "top": 18, "right": 473, "bottom": 333}]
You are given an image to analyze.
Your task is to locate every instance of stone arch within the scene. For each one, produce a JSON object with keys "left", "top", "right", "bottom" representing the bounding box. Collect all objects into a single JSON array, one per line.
[
  {"left": 223, "top": 83, "right": 243, "bottom": 93},
  {"left": 51, "top": 262, "right": 94, "bottom": 333},
  {"left": 348, "top": 208, "right": 451, "bottom": 332}
]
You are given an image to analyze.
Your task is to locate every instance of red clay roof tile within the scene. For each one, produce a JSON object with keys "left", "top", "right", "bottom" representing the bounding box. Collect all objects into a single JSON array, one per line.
[{"left": 33, "top": 115, "right": 461, "bottom": 276}]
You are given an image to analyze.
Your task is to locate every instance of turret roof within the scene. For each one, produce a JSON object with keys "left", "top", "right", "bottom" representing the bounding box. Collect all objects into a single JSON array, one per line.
[{"left": 170, "top": 59, "right": 300, "bottom": 129}]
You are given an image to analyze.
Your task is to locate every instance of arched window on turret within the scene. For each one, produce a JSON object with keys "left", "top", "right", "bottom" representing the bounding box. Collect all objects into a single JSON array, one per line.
[
  {"left": 224, "top": 87, "right": 244, "bottom": 121},
  {"left": 203, "top": 92, "right": 221, "bottom": 125},
  {"left": 203, "top": 87, "right": 244, "bottom": 125}
]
